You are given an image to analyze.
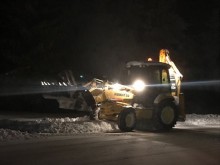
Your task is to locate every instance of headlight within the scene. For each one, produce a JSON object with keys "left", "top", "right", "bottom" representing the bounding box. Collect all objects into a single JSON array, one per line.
[{"left": 133, "top": 80, "right": 146, "bottom": 92}]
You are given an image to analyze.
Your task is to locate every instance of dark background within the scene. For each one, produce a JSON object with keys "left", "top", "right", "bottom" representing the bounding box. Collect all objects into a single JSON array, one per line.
[{"left": 0, "top": 0, "right": 219, "bottom": 114}]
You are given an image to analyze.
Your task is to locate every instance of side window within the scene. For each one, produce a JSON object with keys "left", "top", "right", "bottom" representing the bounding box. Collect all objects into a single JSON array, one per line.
[
  {"left": 162, "top": 69, "right": 169, "bottom": 84},
  {"left": 151, "top": 69, "right": 160, "bottom": 84}
]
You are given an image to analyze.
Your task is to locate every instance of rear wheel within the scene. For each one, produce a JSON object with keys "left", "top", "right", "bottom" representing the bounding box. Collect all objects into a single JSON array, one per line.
[
  {"left": 152, "top": 101, "right": 177, "bottom": 131},
  {"left": 118, "top": 108, "right": 136, "bottom": 132}
]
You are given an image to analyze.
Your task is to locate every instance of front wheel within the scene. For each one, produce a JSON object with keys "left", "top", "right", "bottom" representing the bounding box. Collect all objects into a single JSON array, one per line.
[{"left": 118, "top": 108, "right": 136, "bottom": 132}]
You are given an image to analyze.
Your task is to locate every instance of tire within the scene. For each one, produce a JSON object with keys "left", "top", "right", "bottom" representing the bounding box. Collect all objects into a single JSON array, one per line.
[
  {"left": 118, "top": 108, "right": 136, "bottom": 132},
  {"left": 152, "top": 101, "right": 177, "bottom": 131}
]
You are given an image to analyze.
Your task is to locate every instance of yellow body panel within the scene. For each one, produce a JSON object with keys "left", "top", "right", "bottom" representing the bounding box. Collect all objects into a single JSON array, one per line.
[
  {"left": 159, "top": 49, "right": 167, "bottom": 63},
  {"left": 99, "top": 99, "right": 154, "bottom": 121},
  {"left": 99, "top": 101, "right": 131, "bottom": 121},
  {"left": 104, "top": 89, "right": 134, "bottom": 101}
]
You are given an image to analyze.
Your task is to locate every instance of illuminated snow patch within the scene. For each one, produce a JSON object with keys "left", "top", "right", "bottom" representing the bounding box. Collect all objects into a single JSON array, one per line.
[
  {"left": 0, "top": 114, "right": 219, "bottom": 141},
  {"left": 176, "top": 114, "right": 220, "bottom": 128},
  {"left": 37, "top": 116, "right": 90, "bottom": 123},
  {"left": 0, "top": 116, "right": 118, "bottom": 140},
  {"left": 38, "top": 117, "right": 118, "bottom": 134},
  {"left": 0, "top": 129, "right": 40, "bottom": 141}
]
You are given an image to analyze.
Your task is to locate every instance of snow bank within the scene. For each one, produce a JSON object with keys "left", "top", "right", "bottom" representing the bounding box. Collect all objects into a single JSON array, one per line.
[
  {"left": 176, "top": 114, "right": 220, "bottom": 127},
  {"left": 37, "top": 116, "right": 118, "bottom": 134},
  {"left": 0, "top": 129, "right": 40, "bottom": 141},
  {"left": 0, "top": 116, "right": 118, "bottom": 141},
  {"left": 0, "top": 114, "right": 219, "bottom": 141}
]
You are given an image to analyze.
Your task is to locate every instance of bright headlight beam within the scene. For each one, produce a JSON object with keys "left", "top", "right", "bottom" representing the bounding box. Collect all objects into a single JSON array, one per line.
[
  {"left": 133, "top": 80, "right": 146, "bottom": 92},
  {"left": 181, "top": 80, "right": 220, "bottom": 87},
  {"left": 112, "top": 83, "right": 121, "bottom": 90},
  {"left": 0, "top": 80, "right": 219, "bottom": 97}
]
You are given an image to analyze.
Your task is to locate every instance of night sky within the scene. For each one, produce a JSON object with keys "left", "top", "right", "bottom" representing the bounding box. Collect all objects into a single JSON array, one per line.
[{"left": 0, "top": 0, "right": 219, "bottom": 113}]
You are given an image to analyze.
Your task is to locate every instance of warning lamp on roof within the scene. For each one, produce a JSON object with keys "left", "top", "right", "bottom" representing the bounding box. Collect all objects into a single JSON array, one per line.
[{"left": 147, "top": 58, "right": 153, "bottom": 62}]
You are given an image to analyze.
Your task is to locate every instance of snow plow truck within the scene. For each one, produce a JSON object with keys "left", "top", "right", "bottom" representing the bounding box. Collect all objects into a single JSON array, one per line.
[{"left": 42, "top": 49, "right": 185, "bottom": 131}]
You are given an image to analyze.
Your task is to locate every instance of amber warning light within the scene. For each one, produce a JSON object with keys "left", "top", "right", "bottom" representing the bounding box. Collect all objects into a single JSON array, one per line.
[{"left": 147, "top": 58, "right": 153, "bottom": 62}]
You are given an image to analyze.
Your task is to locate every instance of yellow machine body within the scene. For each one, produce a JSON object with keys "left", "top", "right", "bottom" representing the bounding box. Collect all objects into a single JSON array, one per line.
[
  {"left": 87, "top": 49, "right": 186, "bottom": 126},
  {"left": 43, "top": 49, "right": 185, "bottom": 131}
]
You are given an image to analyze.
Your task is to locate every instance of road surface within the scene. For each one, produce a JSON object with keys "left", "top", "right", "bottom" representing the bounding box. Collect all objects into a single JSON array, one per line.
[{"left": 0, "top": 126, "right": 219, "bottom": 165}]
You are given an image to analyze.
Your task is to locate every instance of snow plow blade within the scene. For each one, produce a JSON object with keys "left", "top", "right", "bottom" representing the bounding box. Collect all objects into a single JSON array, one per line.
[{"left": 41, "top": 70, "right": 97, "bottom": 119}]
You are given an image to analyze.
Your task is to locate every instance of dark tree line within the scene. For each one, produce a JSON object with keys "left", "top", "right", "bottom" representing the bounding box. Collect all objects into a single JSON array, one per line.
[
  {"left": 0, "top": 0, "right": 219, "bottom": 80},
  {"left": 0, "top": 0, "right": 219, "bottom": 114}
]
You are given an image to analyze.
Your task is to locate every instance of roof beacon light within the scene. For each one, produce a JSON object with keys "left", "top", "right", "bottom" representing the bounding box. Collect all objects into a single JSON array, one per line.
[{"left": 147, "top": 58, "right": 153, "bottom": 62}]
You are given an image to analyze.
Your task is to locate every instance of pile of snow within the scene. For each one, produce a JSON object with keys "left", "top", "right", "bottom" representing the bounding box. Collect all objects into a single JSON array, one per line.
[
  {"left": 0, "top": 114, "right": 219, "bottom": 141},
  {"left": 0, "top": 129, "right": 40, "bottom": 141},
  {"left": 37, "top": 116, "right": 118, "bottom": 134},
  {"left": 0, "top": 116, "right": 118, "bottom": 141},
  {"left": 176, "top": 114, "right": 220, "bottom": 127}
]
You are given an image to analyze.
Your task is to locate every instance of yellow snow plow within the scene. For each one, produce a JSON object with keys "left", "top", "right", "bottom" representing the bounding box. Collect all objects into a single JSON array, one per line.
[{"left": 43, "top": 49, "right": 185, "bottom": 132}]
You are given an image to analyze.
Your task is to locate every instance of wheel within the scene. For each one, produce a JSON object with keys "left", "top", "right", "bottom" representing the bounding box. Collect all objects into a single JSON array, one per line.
[
  {"left": 118, "top": 108, "right": 136, "bottom": 132},
  {"left": 152, "top": 101, "right": 177, "bottom": 131}
]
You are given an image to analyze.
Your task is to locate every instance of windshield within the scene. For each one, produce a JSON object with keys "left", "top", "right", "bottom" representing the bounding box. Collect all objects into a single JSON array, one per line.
[{"left": 120, "top": 66, "right": 161, "bottom": 85}]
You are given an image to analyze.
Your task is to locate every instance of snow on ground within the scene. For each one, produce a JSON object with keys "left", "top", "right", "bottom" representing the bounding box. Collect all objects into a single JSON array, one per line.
[
  {"left": 0, "top": 114, "right": 219, "bottom": 141},
  {"left": 176, "top": 114, "right": 220, "bottom": 128},
  {"left": 36, "top": 116, "right": 118, "bottom": 134},
  {"left": 0, "top": 129, "right": 41, "bottom": 141},
  {"left": 0, "top": 116, "right": 118, "bottom": 141}
]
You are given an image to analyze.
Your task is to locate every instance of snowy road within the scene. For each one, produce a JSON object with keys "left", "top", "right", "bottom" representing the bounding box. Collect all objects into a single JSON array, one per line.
[
  {"left": 0, "top": 127, "right": 219, "bottom": 165},
  {"left": 0, "top": 113, "right": 219, "bottom": 165}
]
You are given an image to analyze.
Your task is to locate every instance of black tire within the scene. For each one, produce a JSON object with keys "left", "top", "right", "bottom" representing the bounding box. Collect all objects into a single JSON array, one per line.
[
  {"left": 152, "top": 101, "right": 177, "bottom": 131},
  {"left": 118, "top": 108, "right": 136, "bottom": 132}
]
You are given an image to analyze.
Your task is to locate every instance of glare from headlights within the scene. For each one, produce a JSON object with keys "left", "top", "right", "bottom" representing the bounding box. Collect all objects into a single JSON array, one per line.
[
  {"left": 133, "top": 80, "right": 146, "bottom": 92},
  {"left": 112, "top": 83, "right": 121, "bottom": 90}
]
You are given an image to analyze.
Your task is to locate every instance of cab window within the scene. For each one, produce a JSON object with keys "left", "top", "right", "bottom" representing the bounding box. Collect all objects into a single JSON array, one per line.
[{"left": 162, "top": 69, "right": 169, "bottom": 84}]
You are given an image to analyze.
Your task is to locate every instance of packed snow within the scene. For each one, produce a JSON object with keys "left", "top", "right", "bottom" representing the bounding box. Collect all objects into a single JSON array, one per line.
[
  {"left": 36, "top": 116, "right": 118, "bottom": 134},
  {"left": 0, "top": 129, "right": 42, "bottom": 141},
  {"left": 176, "top": 114, "right": 220, "bottom": 128},
  {"left": 0, "top": 114, "right": 219, "bottom": 141}
]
